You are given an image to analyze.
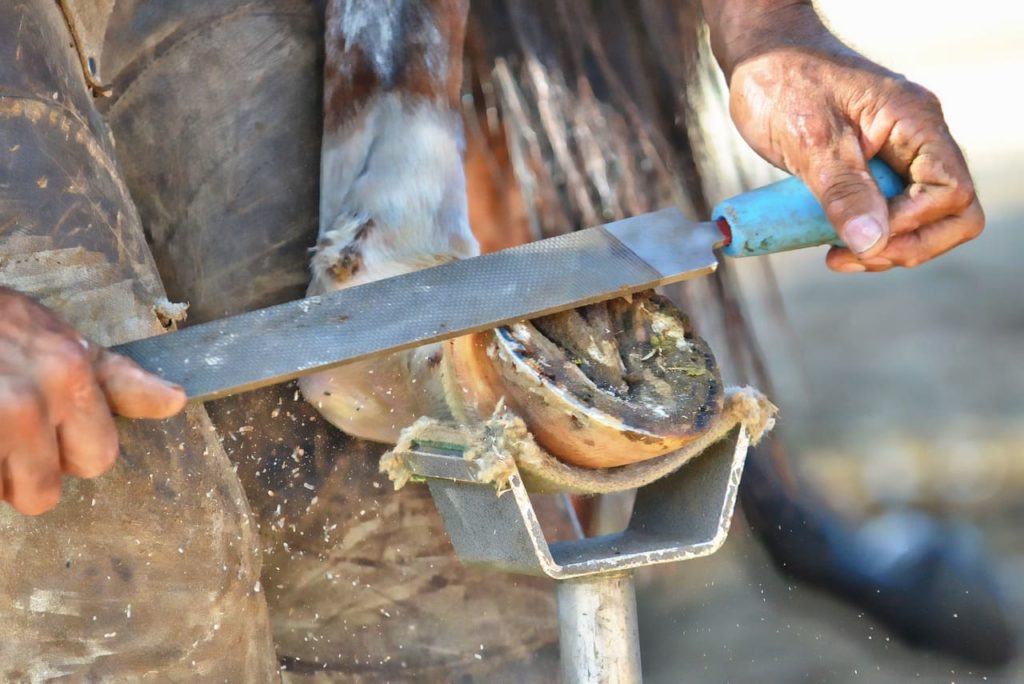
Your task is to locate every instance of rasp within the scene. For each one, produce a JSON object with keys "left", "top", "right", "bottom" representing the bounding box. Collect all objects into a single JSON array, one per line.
[{"left": 112, "top": 161, "right": 902, "bottom": 402}]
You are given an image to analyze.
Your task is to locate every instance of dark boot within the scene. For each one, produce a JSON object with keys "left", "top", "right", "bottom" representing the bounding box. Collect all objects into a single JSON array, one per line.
[{"left": 741, "top": 436, "right": 1016, "bottom": 666}]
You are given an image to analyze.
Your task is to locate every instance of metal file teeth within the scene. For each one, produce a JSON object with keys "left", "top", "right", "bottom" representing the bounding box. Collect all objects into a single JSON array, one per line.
[{"left": 113, "top": 209, "right": 718, "bottom": 403}]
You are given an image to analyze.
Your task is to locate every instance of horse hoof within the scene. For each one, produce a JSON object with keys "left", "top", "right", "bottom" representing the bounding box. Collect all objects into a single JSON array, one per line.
[{"left": 443, "top": 291, "right": 724, "bottom": 468}]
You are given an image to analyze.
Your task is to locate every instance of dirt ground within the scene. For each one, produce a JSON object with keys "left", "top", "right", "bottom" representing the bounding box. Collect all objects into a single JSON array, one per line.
[{"left": 637, "top": 4, "right": 1024, "bottom": 682}]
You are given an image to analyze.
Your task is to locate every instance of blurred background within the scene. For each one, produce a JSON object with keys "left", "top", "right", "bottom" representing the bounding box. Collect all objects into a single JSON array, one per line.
[{"left": 639, "top": 2, "right": 1024, "bottom": 681}]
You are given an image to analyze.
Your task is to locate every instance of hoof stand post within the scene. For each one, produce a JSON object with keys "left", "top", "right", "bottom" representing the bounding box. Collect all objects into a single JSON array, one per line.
[{"left": 391, "top": 426, "right": 751, "bottom": 683}]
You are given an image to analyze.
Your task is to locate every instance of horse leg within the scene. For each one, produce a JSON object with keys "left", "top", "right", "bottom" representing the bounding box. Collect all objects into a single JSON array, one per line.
[{"left": 301, "top": 0, "right": 475, "bottom": 443}]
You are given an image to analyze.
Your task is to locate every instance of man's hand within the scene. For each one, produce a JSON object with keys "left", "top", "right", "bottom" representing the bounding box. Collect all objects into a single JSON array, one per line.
[
  {"left": 704, "top": 1, "right": 983, "bottom": 272},
  {"left": 0, "top": 287, "right": 186, "bottom": 515}
]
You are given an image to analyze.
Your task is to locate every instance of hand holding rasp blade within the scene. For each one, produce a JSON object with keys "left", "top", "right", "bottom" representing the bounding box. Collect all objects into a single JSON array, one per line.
[{"left": 113, "top": 161, "right": 903, "bottom": 402}]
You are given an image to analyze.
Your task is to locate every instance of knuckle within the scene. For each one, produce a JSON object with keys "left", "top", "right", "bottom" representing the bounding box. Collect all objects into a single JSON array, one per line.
[
  {"left": 0, "top": 384, "right": 45, "bottom": 430},
  {"left": 959, "top": 221, "right": 984, "bottom": 243},
  {"left": 820, "top": 169, "right": 872, "bottom": 212},
  {"left": 795, "top": 116, "right": 837, "bottom": 149},
  {"left": 965, "top": 215, "right": 985, "bottom": 240},
  {"left": 959, "top": 200, "right": 986, "bottom": 236},
  {"left": 904, "top": 81, "right": 942, "bottom": 109},
  {"left": 51, "top": 339, "right": 91, "bottom": 379},
  {"left": 949, "top": 177, "right": 977, "bottom": 210},
  {"left": 44, "top": 341, "right": 100, "bottom": 409}
]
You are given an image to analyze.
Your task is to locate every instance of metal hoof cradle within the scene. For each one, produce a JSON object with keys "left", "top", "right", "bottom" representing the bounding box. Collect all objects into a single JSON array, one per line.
[{"left": 385, "top": 423, "right": 753, "bottom": 684}]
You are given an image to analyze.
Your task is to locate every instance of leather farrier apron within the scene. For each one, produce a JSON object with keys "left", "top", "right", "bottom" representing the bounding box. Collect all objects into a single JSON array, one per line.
[{"left": 0, "top": 1, "right": 566, "bottom": 681}]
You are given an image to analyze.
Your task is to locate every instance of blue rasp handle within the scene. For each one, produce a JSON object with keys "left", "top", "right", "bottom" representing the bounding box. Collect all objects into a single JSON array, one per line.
[{"left": 712, "top": 159, "right": 905, "bottom": 258}]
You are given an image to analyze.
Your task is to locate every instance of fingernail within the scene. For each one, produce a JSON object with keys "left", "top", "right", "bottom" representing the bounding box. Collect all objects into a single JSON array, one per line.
[
  {"left": 844, "top": 215, "right": 884, "bottom": 254},
  {"left": 837, "top": 262, "right": 867, "bottom": 273},
  {"left": 861, "top": 257, "right": 893, "bottom": 268}
]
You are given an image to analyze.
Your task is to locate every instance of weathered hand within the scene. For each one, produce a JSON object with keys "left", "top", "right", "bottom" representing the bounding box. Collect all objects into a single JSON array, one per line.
[
  {"left": 714, "top": 3, "right": 983, "bottom": 272},
  {"left": 0, "top": 287, "right": 186, "bottom": 515}
]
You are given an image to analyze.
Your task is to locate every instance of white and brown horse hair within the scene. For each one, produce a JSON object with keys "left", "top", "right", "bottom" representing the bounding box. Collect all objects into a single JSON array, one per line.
[
  {"left": 306, "top": 0, "right": 778, "bottom": 444},
  {"left": 301, "top": 0, "right": 755, "bottom": 457},
  {"left": 302, "top": 0, "right": 474, "bottom": 443}
]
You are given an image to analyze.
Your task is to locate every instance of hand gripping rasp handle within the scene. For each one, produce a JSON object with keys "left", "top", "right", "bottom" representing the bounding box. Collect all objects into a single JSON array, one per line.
[{"left": 713, "top": 159, "right": 905, "bottom": 257}]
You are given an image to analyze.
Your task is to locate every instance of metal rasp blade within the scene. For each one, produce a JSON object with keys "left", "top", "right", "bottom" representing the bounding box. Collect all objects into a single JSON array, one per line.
[{"left": 112, "top": 208, "right": 723, "bottom": 402}]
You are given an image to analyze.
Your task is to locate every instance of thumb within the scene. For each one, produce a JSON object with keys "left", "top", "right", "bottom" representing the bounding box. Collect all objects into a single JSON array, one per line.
[
  {"left": 94, "top": 349, "right": 187, "bottom": 419},
  {"left": 800, "top": 137, "right": 890, "bottom": 257}
]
